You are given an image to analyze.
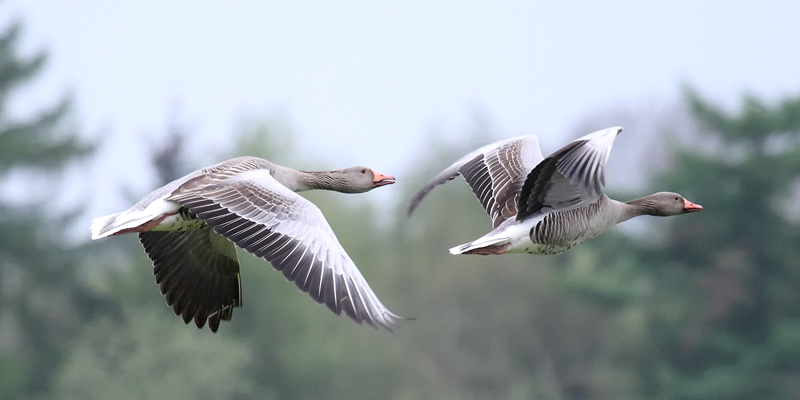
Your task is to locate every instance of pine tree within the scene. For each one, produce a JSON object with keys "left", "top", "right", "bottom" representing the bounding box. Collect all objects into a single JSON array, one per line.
[
  {"left": 634, "top": 89, "right": 800, "bottom": 399},
  {"left": 0, "top": 21, "right": 93, "bottom": 398}
]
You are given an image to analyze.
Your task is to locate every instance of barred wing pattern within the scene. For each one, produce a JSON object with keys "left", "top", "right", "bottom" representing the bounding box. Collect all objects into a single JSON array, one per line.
[
  {"left": 408, "top": 136, "right": 543, "bottom": 228},
  {"left": 139, "top": 229, "right": 241, "bottom": 332},
  {"left": 168, "top": 169, "right": 400, "bottom": 331},
  {"left": 517, "top": 127, "right": 621, "bottom": 221}
]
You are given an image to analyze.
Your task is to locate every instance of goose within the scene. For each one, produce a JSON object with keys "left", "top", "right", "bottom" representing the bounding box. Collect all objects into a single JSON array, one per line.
[
  {"left": 408, "top": 127, "right": 703, "bottom": 256},
  {"left": 92, "top": 156, "right": 401, "bottom": 332}
]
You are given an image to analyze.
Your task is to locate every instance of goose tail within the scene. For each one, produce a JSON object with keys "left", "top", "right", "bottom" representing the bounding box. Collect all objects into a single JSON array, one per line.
[
  {"left": 449, "top": 235, "right": 510, "bottom": 255},
  {"left": 91, "top": 211, "right": 158, "bottom": 240},
  {"left": 91, "top": 213, "right": 125, "bottom": 240}
]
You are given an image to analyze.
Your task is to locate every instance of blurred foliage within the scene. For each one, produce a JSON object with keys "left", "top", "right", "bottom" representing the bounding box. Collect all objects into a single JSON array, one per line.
[
  {"left": 51, "top": 306, "right": 254, "bottom": 400},
  {"left": 0, "top": 19, "right": 94, "bottom": 400},
  {"left": 3, "top": 14, "right": 800, "bottom": 400},
  {"left": 628, "top": 88, "right": 800, "bottom": 400}
]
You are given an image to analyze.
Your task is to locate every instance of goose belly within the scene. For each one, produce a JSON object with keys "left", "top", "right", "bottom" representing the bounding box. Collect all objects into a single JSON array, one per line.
[
  {"left": 515, "top": 233, "right": 596, "bottom": 255},
  {"left": 514, "top": 208, "right": 615, "bottom": 255},
  {"left": 507, "top": 236, "right": 573, "bottom": 255},
  {"left": 501, "top": 218, "right": 573, "bottom": 255},
  {"left": 150, "top": 207, "right": 207, "bottom": 232}
]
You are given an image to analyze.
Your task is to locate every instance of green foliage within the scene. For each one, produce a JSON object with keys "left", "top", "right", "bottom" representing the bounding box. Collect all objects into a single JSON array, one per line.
[
  {"left": 68, "top": 89, "right": 800, "bottom": 399},
  {"left": 0, "top": 25, "right": 90, "bottom": 174},
  {"left": 685, "top": 86, "right": 800, "bottom": 144},
  {"left": 638, "top": 89, "right": 800, "bottom": 399},
  {"left": 5, "top": 11, "right": 800, "bottom": 398},
  {"left": 51, "top": 307, "right": 254, "bottom": 400},
  {"left": 0, "top": 20, "right": 94, "bottom": 399},
  {"left": 577, "top": 88, "right": 800, "bottom": 400}
]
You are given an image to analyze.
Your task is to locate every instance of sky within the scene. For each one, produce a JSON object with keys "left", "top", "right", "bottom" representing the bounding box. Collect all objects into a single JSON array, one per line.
[{"left": 3, "top": 1, "right": 800, "bottom": 227}]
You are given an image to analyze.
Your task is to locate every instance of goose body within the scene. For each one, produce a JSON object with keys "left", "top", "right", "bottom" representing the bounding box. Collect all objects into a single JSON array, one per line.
[
  {"left": 92, "top": 156, "right": 400, "bottom": 332},
  {"left": 408, "top": 127, "right": 703, "bottom": 256}
]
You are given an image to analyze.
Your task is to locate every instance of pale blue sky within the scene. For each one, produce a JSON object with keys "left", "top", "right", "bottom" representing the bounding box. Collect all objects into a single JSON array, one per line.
[{"left": 4, "top": 1, "right": 800, "bottom": 224}]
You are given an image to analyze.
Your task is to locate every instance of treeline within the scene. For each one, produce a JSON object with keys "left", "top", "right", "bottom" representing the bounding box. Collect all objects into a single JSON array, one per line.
[{"left": 1, "top": 18, "right": 800, "bottom": 400}]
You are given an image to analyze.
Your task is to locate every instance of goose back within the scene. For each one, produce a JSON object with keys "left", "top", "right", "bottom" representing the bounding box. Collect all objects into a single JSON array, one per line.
[{"left": 517, "top": 127, "right": 620, "bottom": 221}]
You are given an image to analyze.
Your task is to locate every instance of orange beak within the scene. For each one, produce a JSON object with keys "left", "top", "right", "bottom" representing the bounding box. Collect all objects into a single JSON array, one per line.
[
  {"left": 372, "top": 171, "right": 396, "bottom": 187},
  {"left": 683, "top": 198, "right": 703, "bottom": 212}
]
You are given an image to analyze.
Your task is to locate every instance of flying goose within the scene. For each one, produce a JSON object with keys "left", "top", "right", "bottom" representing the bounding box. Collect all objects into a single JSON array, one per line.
[
  {"left": 92, "top": 156, "right": 401, "bottom": 332},
  {"left": 408, "top": 127, "right": 703, "bottom": 256}
]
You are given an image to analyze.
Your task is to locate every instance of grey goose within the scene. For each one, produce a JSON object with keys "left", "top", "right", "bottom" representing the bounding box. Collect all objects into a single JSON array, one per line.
[
  {"left": 92, "top": 156, "right": 401, "bottom": 332},
  {"left": 408, "top": 127, "right": 703, "bottom": 256}
]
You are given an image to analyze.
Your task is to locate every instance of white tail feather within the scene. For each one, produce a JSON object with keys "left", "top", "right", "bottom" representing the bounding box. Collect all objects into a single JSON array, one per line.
[
  {"left": 449, "top": 235, "right": 510, "bottom": 255},
  {"left": 91, "top": 212, "right": 157, "bottom": 240},
  {"left": 91, "top": 213, "right": 123, "bottom": 240},
  {"left": 91, "top": 197, "right": 182, "bottom": 240}
]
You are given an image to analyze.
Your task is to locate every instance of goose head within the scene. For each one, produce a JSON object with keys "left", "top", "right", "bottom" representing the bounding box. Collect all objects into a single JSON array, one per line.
[
  {"left": 640, "top": 192, "right": 704, "bottom": 216},
  {"left": 334, "top": 166, "right": 396, "bottom": 193}
]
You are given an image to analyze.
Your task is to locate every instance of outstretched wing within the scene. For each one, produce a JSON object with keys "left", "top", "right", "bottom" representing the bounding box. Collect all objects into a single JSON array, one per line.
[
  {"left": 517, "top": 127, "right": 621, "bottom": 221},
  {"left": 168, "top": 169, "right": 401, "bottom": 331},
  {"left": 407, "top": 135, "right": 544, "bottom": 228},
  {"left": 139, "top": 228, "right": 241, "bottom": 332}
]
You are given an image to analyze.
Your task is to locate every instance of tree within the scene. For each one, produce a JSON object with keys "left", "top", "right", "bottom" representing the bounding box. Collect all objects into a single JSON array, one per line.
[
  {"left": 51, "top": 307, "right": 254, "bottom": 400},
  {"left": 638, "top": 89, "right": 800, "bottom": 399},
  {"left": 572, "top": 89, "right": 800, "bottom": 400},
  {"left": 0, "top": 21, "right": 93, "bottom": 399}
]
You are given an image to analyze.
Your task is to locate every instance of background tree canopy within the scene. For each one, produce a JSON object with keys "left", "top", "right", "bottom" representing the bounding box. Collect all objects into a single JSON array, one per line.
[{"left": 1, "top": 16, "right": 799, "bottom": 400}]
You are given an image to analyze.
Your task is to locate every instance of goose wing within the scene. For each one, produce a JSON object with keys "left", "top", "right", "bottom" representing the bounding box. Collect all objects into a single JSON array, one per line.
[
  {"left": 167, "top": 168, "right": 400, "bottom": 331},
  {"left": 516, "top": 127, "right": 621, "bottom": 221},
  {"left": 139, "top": 228, "right": 241, "bottom": 332},
  {"left": 408, "top": 135, "right": 544, "bottom": 228}
]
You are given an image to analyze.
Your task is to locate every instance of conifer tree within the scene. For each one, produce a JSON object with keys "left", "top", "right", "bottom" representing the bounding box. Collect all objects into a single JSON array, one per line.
[
  {"left": 631, "top": 89, "right": 800, "bottom": 399},
  {"left": 0, "top": 21, "right": 92, "bottom": 398}
]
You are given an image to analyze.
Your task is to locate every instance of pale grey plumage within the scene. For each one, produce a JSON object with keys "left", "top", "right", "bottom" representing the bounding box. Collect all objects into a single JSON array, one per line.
[
  {"left": 408, "top": 136, "right": 543, "bottom": 228},
  {"left": 409, "top": 127, "right": 703, "bottom": 256},
  {"left": 91, "top": 156, "right": 400, "bottom": 332}
]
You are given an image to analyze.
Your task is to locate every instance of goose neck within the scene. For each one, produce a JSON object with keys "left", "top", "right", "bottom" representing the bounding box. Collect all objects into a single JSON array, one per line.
[
  {"left": 623, "top": 196, "right": 662, "bottom": 218},
  {"left": 297, "top": 170, "right": 339, "bottom": 191}
]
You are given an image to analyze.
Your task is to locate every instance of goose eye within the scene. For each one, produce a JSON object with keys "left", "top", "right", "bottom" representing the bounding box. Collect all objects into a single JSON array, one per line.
[
  {"left": 361, "top": 168, "right": 367, "bottom": 174},
  {"left": 674, "top": 196, "right": 680, "bottom": 202}
]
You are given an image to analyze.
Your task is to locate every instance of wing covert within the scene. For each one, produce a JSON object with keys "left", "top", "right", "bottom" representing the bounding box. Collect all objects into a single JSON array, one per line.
[
  {"left": 168, "top": 169, "right": 401, "bottom": 331},
  {"left": 408, "top": 135, "right": 543, "bottom": 228},
  {"left": 517, "top": 127, "right": 621, "bottom": 221}
]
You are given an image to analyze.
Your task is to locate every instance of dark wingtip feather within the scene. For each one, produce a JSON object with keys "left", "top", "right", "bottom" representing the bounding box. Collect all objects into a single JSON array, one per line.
[
  {"left": 406, "top": 192, "right": 426, "bottom": 217},
  {"left": 194, "top": 313, "right": 207, "bottom": 329},
  {"left": 407, "top": 165, "right": 464, "bottom": 218},
  {"left": 208, "top": 312, "right": 221, "bottom": 333}
]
